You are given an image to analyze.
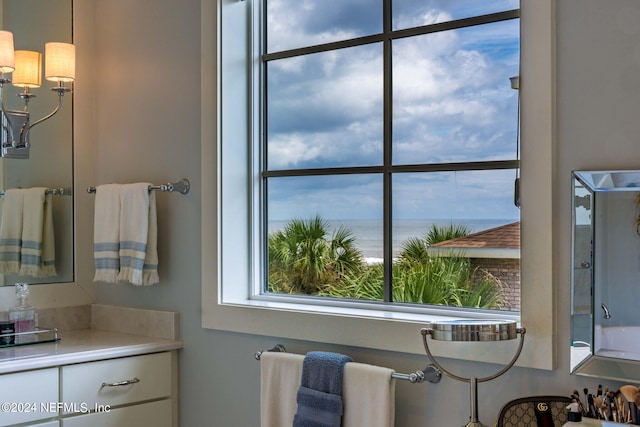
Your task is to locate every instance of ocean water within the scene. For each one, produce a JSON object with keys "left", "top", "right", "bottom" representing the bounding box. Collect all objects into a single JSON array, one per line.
[{"left": 268, "top": 218, "right": 516, "bottom": 260}]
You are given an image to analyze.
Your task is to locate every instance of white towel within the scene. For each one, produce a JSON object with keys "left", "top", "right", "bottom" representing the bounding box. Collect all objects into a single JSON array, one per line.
[
  {"left": 93, "top": 183, "right": 159, "bottom": 286},
  {"left": 342, "top": 361, "right": 396, "bottom": 427},
  {"left": 93, "top": 184, "right": 122, "bottom": 283},
  {"left": 261, "top": 352, "right": 303, "bottom": 427},
  {"left": 0, "top": 189, "right": 24, "bottom": 274},
  {"left": 117, "top": 183, "right": 159, "bottom": 285},
  {"left": 260, "top": 352, "right": 396, "bottom": 427},
  {"left": 19, "top": 188, "right": 57, "bottom": 277}
]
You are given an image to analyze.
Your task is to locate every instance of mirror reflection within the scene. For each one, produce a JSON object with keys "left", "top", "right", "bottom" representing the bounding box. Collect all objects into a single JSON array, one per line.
[
  {"left": 0, "top": 0, "right": 73, "bottom": 285},
  {"left": 571, "top": 170, "right": 640, "bottom": 382}
]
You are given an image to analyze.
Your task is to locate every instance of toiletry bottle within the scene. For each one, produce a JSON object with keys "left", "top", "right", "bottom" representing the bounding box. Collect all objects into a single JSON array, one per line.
[
  {"left": 8, "top": 283, "right": 36, "bottom": 344},
  {"left": 563, "top": 402, "right": 588, "bottom": 427}
]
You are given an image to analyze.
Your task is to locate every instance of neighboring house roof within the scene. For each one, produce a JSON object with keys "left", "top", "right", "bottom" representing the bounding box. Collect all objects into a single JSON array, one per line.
[{"left": 427, "top": 221, "right": 521, "bottom": 259}]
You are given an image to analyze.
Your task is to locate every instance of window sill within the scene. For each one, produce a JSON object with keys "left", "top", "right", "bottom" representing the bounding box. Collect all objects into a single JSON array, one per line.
[
  {"left": 203, "top": 284, "right": 541, "bottom": 369},
  {"left": 230, "top": 294, "right": 519, "bottom": 324}
]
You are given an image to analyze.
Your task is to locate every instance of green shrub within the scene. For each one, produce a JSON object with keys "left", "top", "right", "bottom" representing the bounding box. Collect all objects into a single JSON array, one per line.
[
  {"left": 424, "top": 223, "right": 473, "bottom": 245},
  {"left": 268, "top": 216, "right": 362, "bottom": 294},
  {"left": 268, "top": 217, "right": 506, "bottom": 309}
]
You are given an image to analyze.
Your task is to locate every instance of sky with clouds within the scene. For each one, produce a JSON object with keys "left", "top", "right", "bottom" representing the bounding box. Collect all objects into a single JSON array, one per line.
[{"left": 264, "top": 0, "right": 520, "bottom": 223}]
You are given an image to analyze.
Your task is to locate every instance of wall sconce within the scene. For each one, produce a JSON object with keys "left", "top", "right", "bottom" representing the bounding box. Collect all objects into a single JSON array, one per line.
[
  {"left": 0, "top": 30, "right": 75, "bottom": 159},
  {"left": 421, "top": 320, "right": 526, "bottom": 427}
]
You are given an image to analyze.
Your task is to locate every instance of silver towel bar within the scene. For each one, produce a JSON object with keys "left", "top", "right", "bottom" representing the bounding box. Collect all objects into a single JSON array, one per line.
[
  {"left": 254, "top": 344, "right": 441, "bottom": 384},
  {"left": 0, "top": 187, "right": 71, "bottom": 197},
  {"left": 86, "top": 179, "right": 190, "bottom": 195}
]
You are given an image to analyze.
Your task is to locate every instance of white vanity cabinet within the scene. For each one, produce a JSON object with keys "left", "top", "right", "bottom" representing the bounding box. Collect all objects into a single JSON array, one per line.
[
  {"left": 0, "top": 351, "right": 178, "bottom": 427},
  {"left": 61, "top": 352, "right": 173, "bottom": 415},
  {"left": 0, "top": 368, "right": 59, "bottom": 426},
  {"left": 61, "top": 400, "right": 171, "bottom": 427}
]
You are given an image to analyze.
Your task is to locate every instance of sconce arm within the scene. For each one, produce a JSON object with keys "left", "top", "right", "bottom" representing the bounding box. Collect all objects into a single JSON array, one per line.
[
  {"left": 0, "top": 77, "right": 16, "bottom": 145},
  {"left": 26, "top": 89, "right": 65, "bottom": 134}
]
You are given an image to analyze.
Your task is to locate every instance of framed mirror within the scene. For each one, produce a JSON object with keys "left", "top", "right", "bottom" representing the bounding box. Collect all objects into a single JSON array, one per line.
[
  {"left": 0, "top": 0, "right": 73, "bottom": 285},
  {"left": 571, "top": 170, "right": 640, "bottom": 382}
]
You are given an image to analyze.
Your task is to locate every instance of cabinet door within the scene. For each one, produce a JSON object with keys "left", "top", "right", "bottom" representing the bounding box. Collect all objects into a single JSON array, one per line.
[
  {"left": 60, "top": 400, "right": 171, "bottom": 427},
  {"left": 0, "top": 368, "right": 58, "bottom": 426}
]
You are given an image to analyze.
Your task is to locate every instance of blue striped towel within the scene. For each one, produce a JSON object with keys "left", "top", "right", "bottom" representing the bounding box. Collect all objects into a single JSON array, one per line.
[
  {"left": 93, "top": 183, "right": 159, "bottom": 286},
  {"left": 93, "top": 184, "right": 122, "bottom": 283},
  {"left": 117, "top": 183, "right": 158, "bottom": 285},
  {"left": 0, "top": 188, "right": 56, "bottom": 277},
  {"left": 0, "top": 189, "right": 24, "bottom": 274},
  {"left": 19, "top": 188, "right": 56, "bottom": 277}
]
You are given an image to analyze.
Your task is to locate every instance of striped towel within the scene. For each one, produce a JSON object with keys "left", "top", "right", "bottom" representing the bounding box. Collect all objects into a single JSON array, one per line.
[
  {"left": 19, "top": 188, "right": 56, "bottom": 277},
  {"left": 93, "top": 184, "right": 121, "bottom": 283},
  {"left": 117, "top": 183, "right": 158, "bottom": 285},
  {"left": 93, "top": 183, "right": 159, "bottom": 285},
  {"left": 0, "top": 189, "right": 24, "bottom": 274},
  {"left": 0, "top": 188, "right": 56, "bottom": 277}
]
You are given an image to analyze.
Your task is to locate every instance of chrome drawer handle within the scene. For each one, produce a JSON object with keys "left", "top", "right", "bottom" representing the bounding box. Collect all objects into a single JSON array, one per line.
[{"left": 101, "top": 377, "right": 140, "bottom": 388}]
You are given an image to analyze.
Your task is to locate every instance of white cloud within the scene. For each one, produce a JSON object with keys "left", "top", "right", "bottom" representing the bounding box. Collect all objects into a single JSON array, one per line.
[
  {"left": 268, "top": 133, "right": 324, "bottom": 168},
  {"left": 265, "top": 0, "right": 520, "bottom": 221},
  {"left": 266, "top": 0, "right": 379, "bottom": 52}
]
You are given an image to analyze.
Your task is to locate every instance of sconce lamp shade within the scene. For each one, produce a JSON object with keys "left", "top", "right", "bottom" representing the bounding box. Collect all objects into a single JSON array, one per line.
[
  {"left": 12, "top": 50, "right": 42, "bottom": 88},
  {"left": 44, "top": 42, "right": 75, "bottom": 82},
  {"left": 0, "top": 31, "right": 15, "bottom": 73}
]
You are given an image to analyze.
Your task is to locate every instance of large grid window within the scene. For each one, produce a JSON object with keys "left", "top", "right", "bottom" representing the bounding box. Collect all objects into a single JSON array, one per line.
[{"left": 261, "top": 0, "right": 520, "bottom": 312}]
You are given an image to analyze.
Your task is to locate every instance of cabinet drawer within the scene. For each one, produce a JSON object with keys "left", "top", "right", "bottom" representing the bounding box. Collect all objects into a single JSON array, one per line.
[
  {"left": 0, "top": 368, "right": 58, "bottom": 426},
  {"left": 61, "top": 399, "right": 171, "bottom": 427},
  {"left": 61, "top": 352, "right": 171, "bottom": 414}
]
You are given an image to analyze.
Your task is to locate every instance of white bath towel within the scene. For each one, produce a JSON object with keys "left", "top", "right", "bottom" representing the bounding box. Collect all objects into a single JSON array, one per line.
[
  {"left": 93, "top": 184, "right": 122, "bottom": 283},
  {"left": 93, "top": 183, "right": 159, "bottom": 285},
  {"left": 342, "top": 361, "right": 396, "bottom": 427},
  {"left": 0, "top": 189, "right": 24, "bottom": 274},
  {"left": 19, "top": 188, "right": 57, "bottom": 277},
  {"left": 260, "top": 352, "right": 396, "bottom": 427},
  {"left": 260, "top": 352, "right": 304, "bottom": 427},
  {"left": 117, "top": 183, "right": 159, "bottom": 286}
]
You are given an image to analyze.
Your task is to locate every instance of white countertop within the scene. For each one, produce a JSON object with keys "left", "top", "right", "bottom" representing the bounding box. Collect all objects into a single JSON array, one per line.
[{"left": 0, "top": 329, "right": 183, "bottom": 374}]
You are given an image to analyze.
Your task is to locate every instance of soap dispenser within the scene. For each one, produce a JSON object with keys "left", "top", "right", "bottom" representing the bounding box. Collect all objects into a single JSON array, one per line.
[
  {"left": 8, "top": 283, "right": 36, "bottom": 344},
  {"left": 563, "top": 402, "right": 588, "bottom": 427}
]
